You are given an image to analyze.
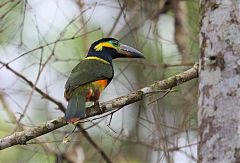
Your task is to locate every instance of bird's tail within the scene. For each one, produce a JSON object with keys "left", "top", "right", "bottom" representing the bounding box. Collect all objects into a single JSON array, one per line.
[{"left": 65, "top": 94, "right": 85, "bottom": 123}]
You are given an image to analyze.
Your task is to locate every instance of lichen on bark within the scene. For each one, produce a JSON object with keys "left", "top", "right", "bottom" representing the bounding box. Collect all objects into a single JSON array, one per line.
[{"left": 199, "top": 1, "right": 240, "bottom": 162}]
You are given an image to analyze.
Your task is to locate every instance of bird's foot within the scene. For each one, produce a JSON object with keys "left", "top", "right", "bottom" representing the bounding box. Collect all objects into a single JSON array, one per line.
[
  {"left": 94, "top": 101, "right": 103, "bottom": 113},
  {"left": 67, "top": 118, "right": 81, "bottom": 124},
  {"left": 94, "top": 100, "right": 99, "bottom": 106}
]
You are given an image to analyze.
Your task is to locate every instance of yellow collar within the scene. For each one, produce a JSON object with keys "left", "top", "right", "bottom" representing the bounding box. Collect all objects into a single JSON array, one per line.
[{"left": 84, "top": 56, "right": 110, "bottom": 64}]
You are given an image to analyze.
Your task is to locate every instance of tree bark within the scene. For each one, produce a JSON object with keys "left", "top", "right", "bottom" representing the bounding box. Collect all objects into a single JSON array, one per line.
[
  {"left": 198, "top": 1, "right": 240, "bottom": 162},
  {"left": 0, "top": 63, "right": 198, "bottom": 150}
]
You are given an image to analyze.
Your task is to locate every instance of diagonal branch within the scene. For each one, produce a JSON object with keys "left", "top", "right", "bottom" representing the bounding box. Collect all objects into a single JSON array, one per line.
[
  {"left": 0, "top": 63, "right": 198, "bottom": 150},
  {"left": 0, "top": 61, "right": 65, "bottom": 112},
  {"left": 0, "top": 61, "right": 112, "bottom": 162}
]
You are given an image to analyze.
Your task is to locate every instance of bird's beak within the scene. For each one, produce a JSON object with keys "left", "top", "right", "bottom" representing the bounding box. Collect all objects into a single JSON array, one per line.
[{"left": 117, "top": 43, "right": 145, "bottom": 58}]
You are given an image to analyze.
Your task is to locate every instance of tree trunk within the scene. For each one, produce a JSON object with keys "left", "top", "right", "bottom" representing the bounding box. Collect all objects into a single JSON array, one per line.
[{"left": 198, "top": 1, "right": 240, "bottom": 163}]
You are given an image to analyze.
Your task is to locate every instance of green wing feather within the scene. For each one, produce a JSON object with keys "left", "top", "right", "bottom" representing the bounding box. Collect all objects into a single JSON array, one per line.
[
  {"left": 64, "top": 59, "right": 113, "bottom": 122},
  {"left": 65, "top": 59, "right": 113, "bottom": 98}
]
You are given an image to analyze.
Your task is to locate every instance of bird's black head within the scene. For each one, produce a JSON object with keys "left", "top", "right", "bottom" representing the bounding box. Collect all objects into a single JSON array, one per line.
[{"left": 87, "top": 38, "right": 144, "bottom": 64}]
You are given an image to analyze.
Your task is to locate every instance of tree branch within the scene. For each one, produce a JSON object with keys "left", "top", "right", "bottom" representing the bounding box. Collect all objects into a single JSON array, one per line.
[
  {"left": 0, "top": 63, "right": 198, "bottom": 150},
  {"left": 0, "top": 60, "right": 112, "bottom": 163}
]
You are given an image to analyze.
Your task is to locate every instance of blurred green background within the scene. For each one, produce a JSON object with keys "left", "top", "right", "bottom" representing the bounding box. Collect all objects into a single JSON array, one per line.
[{"left": 0, "top": 0, "right": 199, "bottom": 162}]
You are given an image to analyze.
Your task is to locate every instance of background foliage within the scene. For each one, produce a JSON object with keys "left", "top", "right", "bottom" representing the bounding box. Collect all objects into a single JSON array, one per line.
[{"left": 0, "top": 0, "right": 199, "bottom": 162}]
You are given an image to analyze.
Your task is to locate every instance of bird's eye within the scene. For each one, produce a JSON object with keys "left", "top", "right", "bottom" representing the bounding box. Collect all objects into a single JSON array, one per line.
[{"left": 111, "top": 41, "right": 119, "bottom": 47}]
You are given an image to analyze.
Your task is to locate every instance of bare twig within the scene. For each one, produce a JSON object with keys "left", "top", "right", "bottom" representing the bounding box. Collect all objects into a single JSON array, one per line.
[
  {"left": 0, "top": 28, "right": 101, "bottom": 69},
  {"left": 0, "top": 61, "right": 66, "bottom": 112},
  {"left": 0, "top": 63, "right": 198, "bottom": 150},
  {"left": 0, "top": 60, "right": 112, "bottom": 163}
]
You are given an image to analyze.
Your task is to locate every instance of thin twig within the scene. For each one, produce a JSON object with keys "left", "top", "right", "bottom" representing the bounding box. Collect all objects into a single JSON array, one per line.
[
  {"left": 0, "top": 63, "right": 198, "bottom": 151},
  {"left": 0, "top": 60, "right": 112, "bottom": 163}
]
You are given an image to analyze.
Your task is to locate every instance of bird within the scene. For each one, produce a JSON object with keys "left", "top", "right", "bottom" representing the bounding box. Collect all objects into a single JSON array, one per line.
[{"left": 64, "top": 38, "right": 144, "bottom": 123}]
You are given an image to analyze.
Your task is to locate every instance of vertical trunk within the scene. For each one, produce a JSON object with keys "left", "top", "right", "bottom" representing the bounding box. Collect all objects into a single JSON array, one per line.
[
  {"left": 198, "top": 1, "right": 240, "bottom": 163},
  {"left": 172, "top": 0, "right": 189, "bottom": 63}
]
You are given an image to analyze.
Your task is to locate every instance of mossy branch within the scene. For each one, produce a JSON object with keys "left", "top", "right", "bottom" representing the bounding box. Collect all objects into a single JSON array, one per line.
[{"left": 0, "top": 63, "right": 198, "bottom": 150}]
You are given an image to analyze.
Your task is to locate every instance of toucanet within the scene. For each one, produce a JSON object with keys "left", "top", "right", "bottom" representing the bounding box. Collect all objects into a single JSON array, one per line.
[{"left": 64, "top": 38, "right": 144, "bottom": 123}]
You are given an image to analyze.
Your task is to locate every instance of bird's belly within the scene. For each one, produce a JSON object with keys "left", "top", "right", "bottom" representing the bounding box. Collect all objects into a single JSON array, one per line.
[{"left": 85, "top": 79, "right": 108, "bottom": 105}]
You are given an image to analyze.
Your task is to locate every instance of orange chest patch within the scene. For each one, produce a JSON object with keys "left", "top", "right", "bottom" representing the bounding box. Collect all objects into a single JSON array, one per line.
[
  {"left": 92, "top": 79, "right": 108, "bottom": 91},
  {"left": 85, "top": 79, "right": 108, "bottom": 102}
]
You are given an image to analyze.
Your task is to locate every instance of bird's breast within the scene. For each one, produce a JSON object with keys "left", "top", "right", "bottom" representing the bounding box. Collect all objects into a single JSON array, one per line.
[
  {"left": 86, "top": 79, "right": 108, "bottom": 101},
  {"left": 64, "top": 79, "right": 109, "bottom": 102}
]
